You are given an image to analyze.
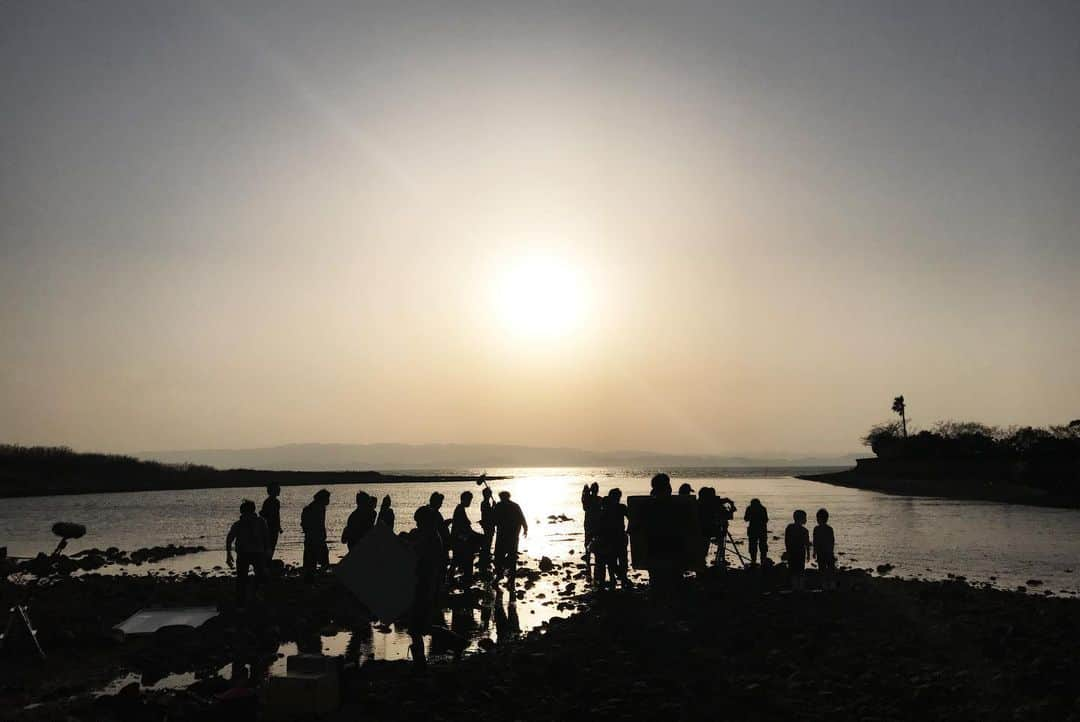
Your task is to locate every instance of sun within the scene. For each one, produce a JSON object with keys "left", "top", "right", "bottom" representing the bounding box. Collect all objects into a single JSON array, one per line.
[{"left": 494, "top": 254, "right": 588, "bottom": 339}]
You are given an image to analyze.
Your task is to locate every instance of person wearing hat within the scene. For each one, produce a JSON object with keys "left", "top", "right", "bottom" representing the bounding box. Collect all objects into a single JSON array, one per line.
[{"left": 301, "top": 489, "right": 331, "bottom": 582}]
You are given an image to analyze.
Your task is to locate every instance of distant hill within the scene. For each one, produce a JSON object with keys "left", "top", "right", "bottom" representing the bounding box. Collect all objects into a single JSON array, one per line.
[{"left": 139, "top": 442, "right": 858, "bottom": 471}]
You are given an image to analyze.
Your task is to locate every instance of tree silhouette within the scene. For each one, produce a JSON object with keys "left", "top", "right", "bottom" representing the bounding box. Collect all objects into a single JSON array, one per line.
[{"left": 892, "top": 395, "right": 908, "bottom": 438}]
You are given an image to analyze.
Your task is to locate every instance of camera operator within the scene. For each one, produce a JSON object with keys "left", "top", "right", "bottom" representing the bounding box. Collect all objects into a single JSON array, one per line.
[
  {"left": 713, "top": 495, "right": 736, "bottom": 567},
  {"left": 696, "top": 487, "right": 718, "bottom": 563},
  {"left": 744, "top": 498, "right": 769, "bottom": 566}
]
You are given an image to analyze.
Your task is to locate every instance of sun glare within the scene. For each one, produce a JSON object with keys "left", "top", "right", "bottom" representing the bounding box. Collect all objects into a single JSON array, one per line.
[{"left": 494, "top": 254, "right": 588, "bottom": 339}]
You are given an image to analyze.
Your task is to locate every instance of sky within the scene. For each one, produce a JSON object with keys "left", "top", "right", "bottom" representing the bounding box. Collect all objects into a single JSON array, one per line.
[{"left": 2, "top": 1, "right": 1079, "bottom": 457}]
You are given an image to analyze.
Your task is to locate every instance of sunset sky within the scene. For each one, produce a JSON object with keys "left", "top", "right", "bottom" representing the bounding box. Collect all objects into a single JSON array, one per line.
[{"left": 2, "top": 1, "right": 1078, "bottom": 456}]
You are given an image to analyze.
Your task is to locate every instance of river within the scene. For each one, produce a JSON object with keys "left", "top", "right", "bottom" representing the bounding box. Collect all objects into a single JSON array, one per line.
[
  {"left": 4, "top": 467, "right": 1079, "bottom": 686},
  {"left": 5, "top": 467, "right": 1079, "bottom": 593}
]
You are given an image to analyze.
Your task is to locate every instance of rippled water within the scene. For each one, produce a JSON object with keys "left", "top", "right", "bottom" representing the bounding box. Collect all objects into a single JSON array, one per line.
[
  {"left": 6, "top": 467, "right": 1080, "bottom": 691},
  {"left": 5, "top": 467, "right": 1080, "bottom": 593}
]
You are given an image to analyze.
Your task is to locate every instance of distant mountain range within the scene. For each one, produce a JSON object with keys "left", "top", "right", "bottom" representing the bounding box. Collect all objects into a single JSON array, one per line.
[{"left": 139, "top": 443, "right": 858, "bottom": 471}]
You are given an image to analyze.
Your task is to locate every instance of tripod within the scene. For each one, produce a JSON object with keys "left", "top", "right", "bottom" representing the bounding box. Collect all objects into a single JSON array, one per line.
[
  {"left": 1, "top": 603, "right": 46, "bottom": 660},
  {"left": 715, "top": 526, "right": 749, "bottom": 570}
]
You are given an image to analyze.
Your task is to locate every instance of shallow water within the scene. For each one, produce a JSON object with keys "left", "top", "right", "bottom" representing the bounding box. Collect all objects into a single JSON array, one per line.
[
  {"left": 5, "top": 467, "right": 1079, "bottom": 593},
  {"left": 5, "top": 467, "right": 1080, "bottom": 690}
]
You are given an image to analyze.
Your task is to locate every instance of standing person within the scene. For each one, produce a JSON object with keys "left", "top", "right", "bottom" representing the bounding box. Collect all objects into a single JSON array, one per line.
[
  {"left": 650, "top": 473, "right": 672, "bottom": 497},
  {"left": 478, "top": 487, "right": 496, "bottom": 572},
  {"left": 581, "top": 483, "right": 601, "bottom": 567},
  {"left": 450, "top": 491, "right": 481, "bottom": 586},
  {"left": 492, "top": 491, "right": 528, "bottom": 584},
  {"left": 813, "top": 508, "right": 836, "bottom": 589},
  {"left": 301, "top": 489, "right": 331, "bottom": 583},
  {"left": 642, "top": 472, "right": 682, "bottom": 589},
  {"left": 744, "top": 498, "right": 769, "bottom": 566},
  {"left": 426, "top": 492, "right": 451, "bottom": 588},
  {"left": 697, "top": 487, "right": 718, "bottom": 565},
  {"left": 598, "top": 488, "right": 630, "bottom": 588},
  {"left": 226, "top": 500, "right": 270, "bottom": 607},
  {"left": 713, "top": 494, "right": 737, "bottom": 568},
  {"left": 376, "top": 495, "right": 395, "bottom": 531},
  {"left": 407, "top": 506, "right": 444, "bottom": 667},
  {"left": 678, "top": 483, "right": 695, "bottom": 497},
  {"left": 427, "top": 492, "right": 450, "bottom": 544},
  {"left": 259, "top": 483, "right": 283, "bottom": 561},
  {"left": 785, "top": 510, "right": 812, "bottom": 591},
  {"left": 341, "top": 492, "right": 377, "bottom": 551}
]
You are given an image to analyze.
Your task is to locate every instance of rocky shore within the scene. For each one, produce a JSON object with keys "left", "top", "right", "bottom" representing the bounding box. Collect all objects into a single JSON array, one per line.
[{"left": 3, "top": 559, "right": 1079, "bottom": 721}]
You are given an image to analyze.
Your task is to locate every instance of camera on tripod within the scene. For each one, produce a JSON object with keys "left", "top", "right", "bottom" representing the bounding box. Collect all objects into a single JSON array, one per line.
[{"left": 717, "top": 498, "right": 736, "bottom": 523}]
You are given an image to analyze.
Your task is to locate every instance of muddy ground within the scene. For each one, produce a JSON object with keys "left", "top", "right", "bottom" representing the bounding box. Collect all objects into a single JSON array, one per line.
[{"left": 2, "top": 561, "right": 1079, "bottom": 721}]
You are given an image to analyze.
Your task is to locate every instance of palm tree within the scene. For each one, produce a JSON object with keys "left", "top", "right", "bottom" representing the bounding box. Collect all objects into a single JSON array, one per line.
[{"left": 892, "top": 395, "right": 908, "bottom": 438}]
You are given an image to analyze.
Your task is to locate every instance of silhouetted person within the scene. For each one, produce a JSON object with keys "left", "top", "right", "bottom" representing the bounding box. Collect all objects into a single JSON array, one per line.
[
  {"left": 744, "top": 498, "right": 769, "bottom": 566},
  {"left": 678, "top": 482, "right": 694, "bottom": 497},
  {"left": 226, "top": 499, "right": 270, "bottom": 606},
  {"left": 650, "top": 472, "right": 672, "bottom": 497},
  {"left": 342, "top": 491, "right": 377, "bottom": 551},
  {"left": 581, "top": 482, "right": 601, "bottom": 567},
  {"left": 642, "top": 472, "right": 683, "bottom": 589},
  {"left": 478, "top": 486, "right": 495, "bottom": 571},
  {"left": 450, "top": 491, "right": 482, "bottom": 586},
  {"left": 639, "top": 470, "right": 682, "bottom": 587},
  {"left": 597, "top": 488, "right": 630, "bottom": 588},
  {"left": 376, "top": 494, "right": 395, "bottom": 531},
  {"left": 259, "top": 483, "right": 282, "bottom": 560},
  {"left": 427, "top": 492, "right": 450, "bottom": 544},
  {"left": 697, "top": 487, "right": 718, "bottom": 563},
  {"left": 301, "top": 489, "right": 331, "bottom": 583},
  {"left": 407, "top": 506, "right": 444, "bottom": 667},
  {"left": 814, "top": 508, "right": 836, "bottom": 588},
  {"left": 714, "top": 493, "right": 737, "bottom": 568},
  {"left": 427, "top": 492, "right": 450, "bottom": 588},
  {"left": 785, "top": 509, "right": 811, "bottom": 591},
  {"left": 492, "top": 491, "right": 528, "bottom": 584}
]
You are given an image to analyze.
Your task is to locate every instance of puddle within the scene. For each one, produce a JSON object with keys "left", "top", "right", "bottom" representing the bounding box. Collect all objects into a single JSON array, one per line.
[{"left": 91, "top": 549, "right": 617, "bottom": 699}]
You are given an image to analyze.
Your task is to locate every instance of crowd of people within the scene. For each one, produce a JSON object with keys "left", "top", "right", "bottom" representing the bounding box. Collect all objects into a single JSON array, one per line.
[
  {"left": 222, "top": 482, "right": 531, "bottom": 607},
  {"left": 223, "top": 474, "right": 839, "bottom": 637},
  {"left": 580, "top": 473, "right": 838, "bottom": 590}
]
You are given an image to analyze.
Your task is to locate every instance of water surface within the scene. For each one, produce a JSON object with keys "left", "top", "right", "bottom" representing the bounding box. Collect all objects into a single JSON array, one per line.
[{"left": 5, "top": 467, "right": 1079, "bottom": 593}]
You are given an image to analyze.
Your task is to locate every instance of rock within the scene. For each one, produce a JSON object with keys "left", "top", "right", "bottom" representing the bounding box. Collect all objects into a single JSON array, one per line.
[
  {"left": 117, "top": 681, "right": 141, "bottom": 700},
  {"left": 539, "top": 557, "right": 554, "bottom": 573}
]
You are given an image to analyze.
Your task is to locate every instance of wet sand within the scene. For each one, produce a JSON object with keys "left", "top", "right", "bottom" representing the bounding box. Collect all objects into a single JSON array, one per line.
[{"left": 4, "top": 557, "right": 1079, "bottom": 721}]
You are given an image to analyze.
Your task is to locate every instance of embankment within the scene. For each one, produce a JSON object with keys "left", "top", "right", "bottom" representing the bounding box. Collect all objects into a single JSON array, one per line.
[{"left": 800, "top": 458, "right": 1080, "bottom": 508}]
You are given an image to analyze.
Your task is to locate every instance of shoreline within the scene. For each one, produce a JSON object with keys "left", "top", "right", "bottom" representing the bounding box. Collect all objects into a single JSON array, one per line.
[
  {"left": 5, "top": 563, "right": 1079, "bottom": 721},
  {"left": 0, "top": 471, "right": 508, "bottom": 500},
  {"left": 798, "top": 469, "right": 1080, "bottom": 509}
]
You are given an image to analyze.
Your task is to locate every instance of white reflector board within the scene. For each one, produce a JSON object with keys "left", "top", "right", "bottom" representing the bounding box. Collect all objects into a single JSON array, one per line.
[
  {"left": 334, "top": 523, "right": 416, "bottom": 622},
  {"left": 113, "top": 606, "right": 218, "bottom": 638}
]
